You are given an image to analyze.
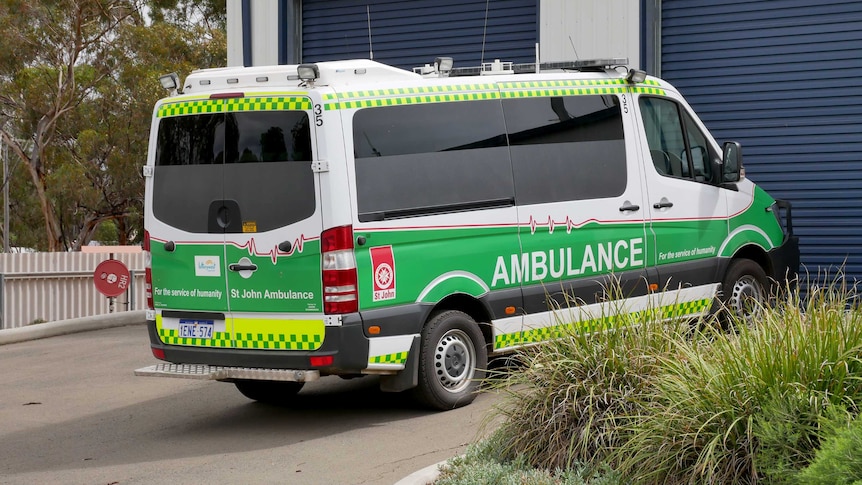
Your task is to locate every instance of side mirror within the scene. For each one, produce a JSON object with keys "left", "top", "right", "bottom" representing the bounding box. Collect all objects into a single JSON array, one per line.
[{"left": 721, "top": 141, "right": 743, "bottom": 183}]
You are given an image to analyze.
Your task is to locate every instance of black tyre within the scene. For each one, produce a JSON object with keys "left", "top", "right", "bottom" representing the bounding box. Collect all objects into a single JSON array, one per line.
[
  {"left": 721, "top": 258, "right": 769, "bottom": 323},
  {"left": 412, "top": 310, "right": 488, "bottom": 410},
  {"left": 234, "top": 380, "right": 304, "bottom": 404}
]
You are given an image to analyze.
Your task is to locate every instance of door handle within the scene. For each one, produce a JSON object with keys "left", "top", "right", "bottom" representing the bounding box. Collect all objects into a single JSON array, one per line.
[
  {"left": 653, "top": 198, "right": 674, "bottom": 209},
  {"left": 229, "top": 263, "right": 258, "bottom": 272},
  {"left": 619, "top": 202, "right": 640, "bottom": 212}
]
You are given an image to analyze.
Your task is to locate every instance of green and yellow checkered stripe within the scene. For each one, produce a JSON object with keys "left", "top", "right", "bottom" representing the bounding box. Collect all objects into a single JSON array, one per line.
[
  {"left": 235, "top": 332, "right": 322, "bottom": 350},
  {"left": 157, "top": 96, "right": 312, "bottom": 118},
  {"left": 322, "top": 79, "right": 664, "bottom": 111},
  {"left": 324, "top": 92, "right": 499, "bottom": 110},
  {"left": 500, "top": 78, "right": 664, "bottom": 97},
  {"left": 494, "top": 298, "right": 711, "bottom": 350},
  {"left": 232, "top": 317, "right": 324, "bottom": 351},
  {"left": 369, "top": 351, "right": 409, "bottom": 365},
  {"left": 158, "top": 329, "right": 232, "bottom": 348},
  {"left": 155, "top": 316, "right": 325, "bottom": 351},
  {"left": 323, "top": 84, "right": 498, "bottom": 110}
]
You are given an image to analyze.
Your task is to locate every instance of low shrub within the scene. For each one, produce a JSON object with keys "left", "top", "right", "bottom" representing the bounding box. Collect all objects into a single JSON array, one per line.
[
  {"left": 435, "top": 431, "right": 622, "bottom": 485},
  {"left": 793, "top": 410, "right": 862, "bottom": 485}
]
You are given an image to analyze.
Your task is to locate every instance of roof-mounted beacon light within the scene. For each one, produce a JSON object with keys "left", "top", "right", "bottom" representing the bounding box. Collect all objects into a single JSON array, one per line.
[
  {"left": 159, "top": 72, "right": 182, "bottom": 95},
  {"left": 435, "top": 57, "right": 453, "bottom": 75},
  {"left": 297, "top": 64, "right": 320, "bottom": 84},
  {"left": 626, "top": 68, "right": 647, "bottom": 83}
]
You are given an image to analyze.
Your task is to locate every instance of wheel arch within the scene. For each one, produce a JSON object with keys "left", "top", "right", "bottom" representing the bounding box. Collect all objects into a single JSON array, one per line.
[
  {"left": 429, "top": 293, "right": 494, "bottom": 351},
  {"left": 730, "top": 244, "right": 772, "bottom": 279},
  {"left": 378, "top": 292, "right": 493, "bottom": 395}
]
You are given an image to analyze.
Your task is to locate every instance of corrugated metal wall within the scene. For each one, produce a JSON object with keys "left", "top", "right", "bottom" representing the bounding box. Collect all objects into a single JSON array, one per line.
[
  {"left": 660, "top": 0, "right": 862, "bottom": 282},
  {"left": 0, "top": 253, "right": 146, "bottom": 329},
  {"left": 302, "top": 0, "right": 538, "bottom": 70}
]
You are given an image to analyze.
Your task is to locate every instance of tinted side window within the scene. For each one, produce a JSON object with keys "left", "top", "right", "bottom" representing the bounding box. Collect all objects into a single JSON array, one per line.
[
  {"left": 353, "top": 100, "right": 514, "bottom": 221},
  {"left": 639, "top": 97, "right": 718, "bottom": 182},
  {"left": 154, "top": 111, "right": 315, "bottom": 233},
  {"left": 503, "top": 96, "right": 627, "bottom": 205}
]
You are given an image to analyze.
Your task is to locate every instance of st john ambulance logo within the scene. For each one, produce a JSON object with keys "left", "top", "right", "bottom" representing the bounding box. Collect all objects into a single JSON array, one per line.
[{"left": 370, "top": 246, "right": 396, "bottom": 301}]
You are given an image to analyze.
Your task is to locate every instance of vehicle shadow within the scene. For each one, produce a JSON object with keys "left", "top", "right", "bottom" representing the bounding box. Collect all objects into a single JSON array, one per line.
[{"left": 0, "top": 375, "right": 440, "bottom": 475}]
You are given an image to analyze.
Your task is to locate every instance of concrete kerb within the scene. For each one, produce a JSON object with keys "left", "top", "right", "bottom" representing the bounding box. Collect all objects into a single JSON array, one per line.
[
  {"left": 393, "top": 459, "right": 448, "bottom": 485},
  {"left": 0, "top": 310, "right": 146, "bottom": 345}
]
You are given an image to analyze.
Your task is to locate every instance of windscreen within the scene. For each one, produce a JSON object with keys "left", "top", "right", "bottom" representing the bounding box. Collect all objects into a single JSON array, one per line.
[{"left": 153, "top": 111, "right": 315, "bottom": 233}]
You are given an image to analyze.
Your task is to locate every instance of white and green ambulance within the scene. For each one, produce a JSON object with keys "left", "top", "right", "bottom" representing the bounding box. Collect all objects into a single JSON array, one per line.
[{"left": 136, "top": 58, "right": 799, "bottom": 409}]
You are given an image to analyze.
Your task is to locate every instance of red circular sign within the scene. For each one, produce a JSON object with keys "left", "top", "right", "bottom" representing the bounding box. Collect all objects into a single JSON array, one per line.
[{"left": 94, "top": 259, "right": 131, "bottom": 297}]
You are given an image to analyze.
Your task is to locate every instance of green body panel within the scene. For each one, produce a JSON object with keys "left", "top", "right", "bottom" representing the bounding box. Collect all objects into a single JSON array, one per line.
[
  {"left": 353, "top": 219, "right": 742, "bottom": 311},
  {"left": 514, "top": 222, "right": 648, "bottom": 286},
  {"left": 650, "top": 219, "right": 728, "bottom": 266},
  {"left": 224, "top": 242, "right": 323, "bottom": 313},
  {"left": 150, "top": 240, "right": 323, "bottom": 314},
  {"left": 417, "top": 274, "right": 490, "bottom": 304},
  {"left": 354, "top": 226, "right": 519, "bottom": 310},
  {"left": 722, "top": 186, "right": 784, "bottom": 256},
  {"left": 151, "top": 240, "right": 228, "bottom": 312}
]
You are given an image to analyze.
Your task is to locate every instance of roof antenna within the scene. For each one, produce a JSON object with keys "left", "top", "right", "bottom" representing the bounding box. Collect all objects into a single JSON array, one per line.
[
  {"left": 568, "top": 36, "right": 580, "bottom": 60},
  {"left": 367, "top": 5, "right": 374, "bottom": 60},
  {"left": 480, "top": 0, "right": 490, "bottom": 64}
]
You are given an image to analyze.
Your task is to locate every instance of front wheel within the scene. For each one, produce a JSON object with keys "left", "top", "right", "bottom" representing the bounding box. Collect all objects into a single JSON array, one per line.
[
  {"left": 412, "top": 310, "right": 488, "bottom": 410},
  {"left": 234, "top": 380, "right": 304, "bottom": 404},
  {"left": 721, "top": 258, "right": 769, "bottom": 324}
]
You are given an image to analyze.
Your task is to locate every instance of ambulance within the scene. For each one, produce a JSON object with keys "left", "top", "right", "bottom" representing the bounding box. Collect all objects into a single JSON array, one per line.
[{"left": 136, "top": 57, "right": 799, "bottom": 410}]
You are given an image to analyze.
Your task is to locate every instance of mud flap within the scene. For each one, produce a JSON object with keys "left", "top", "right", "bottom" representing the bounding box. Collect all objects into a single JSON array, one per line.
[{"left": 379, "top": 335, "right": 420, "bottom": 393}]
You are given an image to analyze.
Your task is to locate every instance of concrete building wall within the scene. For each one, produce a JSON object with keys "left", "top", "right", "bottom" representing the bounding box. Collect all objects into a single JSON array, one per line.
[
  {"left": 227, "top": 0, "right": 282, "bottom": 67},
  {"left": 226, "top": 0, "right": 244, "bottom": 67}
]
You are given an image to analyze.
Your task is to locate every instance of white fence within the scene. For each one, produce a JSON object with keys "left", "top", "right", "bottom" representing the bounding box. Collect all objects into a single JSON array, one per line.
[{"left": 0, "top": 251, "right": 146, "bottom": 329}]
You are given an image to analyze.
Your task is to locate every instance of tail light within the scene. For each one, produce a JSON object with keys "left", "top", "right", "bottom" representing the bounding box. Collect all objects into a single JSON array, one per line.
[
  {"left": 143, "top": 230, "right": 154, "bottom": 310},
  {"left": 321, "top": 225, "right": 358, "bottom": 314}
]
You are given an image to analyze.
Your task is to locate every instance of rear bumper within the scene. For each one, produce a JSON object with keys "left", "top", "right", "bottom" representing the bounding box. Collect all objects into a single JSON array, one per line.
[{"left": 146, "top": 317, "right": 370, "bottom": 374}]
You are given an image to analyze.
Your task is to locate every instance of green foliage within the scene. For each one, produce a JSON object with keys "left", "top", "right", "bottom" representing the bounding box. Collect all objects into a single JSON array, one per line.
[
  {"left": 488, "top": 278, "right": 862, "bottom": 484},
  {"left": 0, "top": 0, "right": 226, "bottom": 250},
  {"left": 794, "top": 412, "right": 862, "bottom": 485},
  {"left": 436, "top": 432, "right": 622, "bottom": 485},
  {"left": 489, "top": 298, "right": 692, "bottom": 472}
]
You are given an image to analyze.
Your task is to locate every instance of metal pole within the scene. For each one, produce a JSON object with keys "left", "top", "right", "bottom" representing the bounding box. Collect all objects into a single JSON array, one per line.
[
  {"left": 129, "top": 269, "right": 136, "bottom": 310},
  {"left": 0, "top": 274, "right": 5, "bottom": 329},
  {"left": 3, "top": 139, "right": 9, "bottom": 253}
]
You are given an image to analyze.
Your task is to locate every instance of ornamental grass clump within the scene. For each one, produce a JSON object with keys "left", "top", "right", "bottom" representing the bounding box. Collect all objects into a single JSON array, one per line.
[
  {"left": 488, "top": 276, "right": 862, "bottom": 484},
  {"left": 488, "top": 287, "right": 692, "bottom": 471},
  {"left": 618, "top": 279, "right": 862, "bottom": 484}
]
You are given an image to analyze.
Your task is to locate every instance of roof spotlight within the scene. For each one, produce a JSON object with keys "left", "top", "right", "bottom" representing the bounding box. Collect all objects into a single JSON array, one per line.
[
  {"left": 625, "top": 68, "right": 647, "bottom": 84},
  {"left": 159, "top": 72, "right": 182, "bottom": 94},
  {"left": 297, "top": 64, "right": 320, "bottom": 83},
  {"left": 434, "top": 57, "right": 454, "bottom": 74}
]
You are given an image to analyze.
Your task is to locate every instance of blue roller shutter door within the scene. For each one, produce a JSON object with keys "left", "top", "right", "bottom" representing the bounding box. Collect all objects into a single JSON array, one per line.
[
  {"left": 661, "top": 0, "right": 862, "bottom": 282},
  {"left": 302, "top": 0, "right": 537, "bottom": 70}
]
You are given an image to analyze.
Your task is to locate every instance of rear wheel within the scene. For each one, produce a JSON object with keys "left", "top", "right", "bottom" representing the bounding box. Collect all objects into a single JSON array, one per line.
[
  {"left": 412, "top": 310, "right": 487, "bottom": 410},
  {"left": 721, "top": 258, "right": 769, "bottom": 324},
  {"left": 234, "top": 380, "right": 304, "bottom": 404}
]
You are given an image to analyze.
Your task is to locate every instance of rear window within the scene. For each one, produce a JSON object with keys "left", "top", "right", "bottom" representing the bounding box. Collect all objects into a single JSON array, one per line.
[{"left": 153, "top": 111, "right": 315, "bottom": 233}]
